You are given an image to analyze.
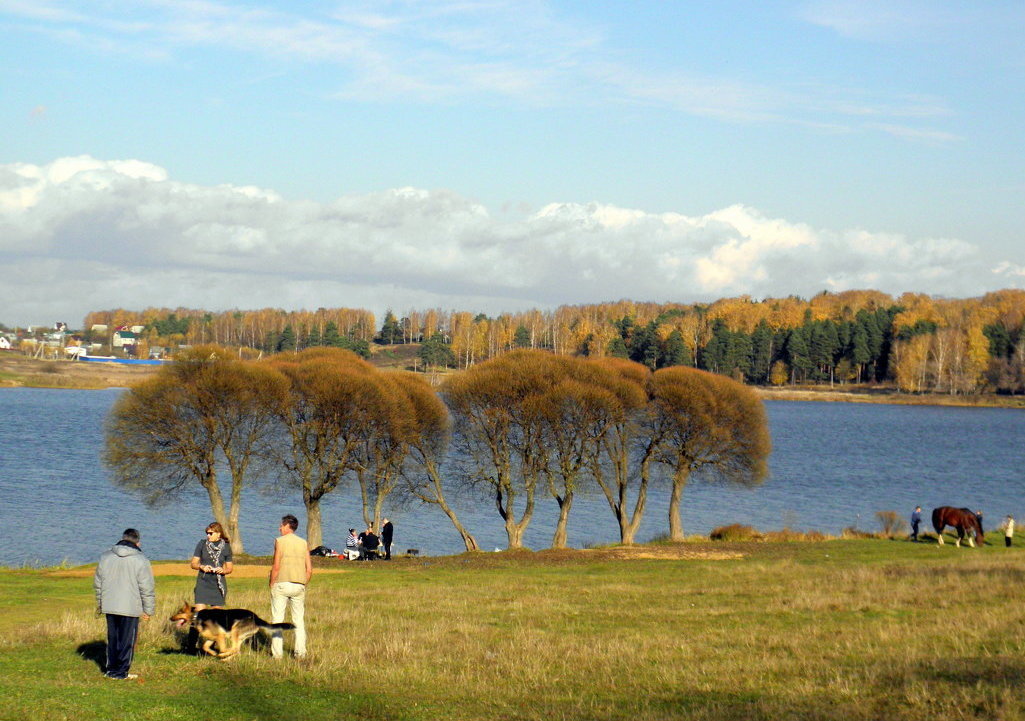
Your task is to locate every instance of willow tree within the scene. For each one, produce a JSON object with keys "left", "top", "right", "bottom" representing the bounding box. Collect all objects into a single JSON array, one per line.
[
  {"left": 269, "top": 348, "right": 398, "bottom": 548},
  {"left": 586, "top": 357, "right": 654, "bottom": 544},
  {"left": 443, "top": 350, "right": 556, "bottom": 549},
  {"left": 352, "top": 372, "right": 416, "bottom": 530},
  {"left": 649, "top": 367, "right": 770, "bottom": 541},
  {"left": 394, "top": 372, "right": 480, "bottom": 552},
  {"left": 104, "top": 345, "right": 286, "bottom": 554},
  {"left": 532, "top": 357, "right": 623, "bottom": 548}
]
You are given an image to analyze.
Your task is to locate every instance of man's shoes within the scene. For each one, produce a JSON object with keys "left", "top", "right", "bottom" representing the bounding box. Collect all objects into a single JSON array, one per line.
[{"left": 104, "top": 673, "right": 138, "bottom": 680}]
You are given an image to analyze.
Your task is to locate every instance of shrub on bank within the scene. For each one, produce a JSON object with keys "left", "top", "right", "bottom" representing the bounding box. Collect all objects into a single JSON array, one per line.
[
  {"left": 875, "top": 510, "right": 909, "bottom": 537},
  {"left": 710, "top": 524, "right": 762, "bottom": 541},
  {"left": 709, "top": 524, "right": 836, "bottom": 542}
]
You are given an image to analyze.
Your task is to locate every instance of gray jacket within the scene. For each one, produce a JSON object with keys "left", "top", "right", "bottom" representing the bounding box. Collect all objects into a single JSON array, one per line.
[{"left": 93, "top": 542, "right": 156, "bottom": 617}]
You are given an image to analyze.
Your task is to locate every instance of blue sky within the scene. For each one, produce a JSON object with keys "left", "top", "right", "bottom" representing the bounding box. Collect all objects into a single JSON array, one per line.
[{"left": 1, "top": 0, "right": 1023, "bottom": 324}]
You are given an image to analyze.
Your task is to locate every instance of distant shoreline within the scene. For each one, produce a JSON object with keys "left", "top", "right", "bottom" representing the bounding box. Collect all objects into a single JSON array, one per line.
[
  {"left": 756, "top": 386, "right": 1025, "bottom": 409},
  {"left": 2, "top": 353, "right": 1023, "bottom": 409}
]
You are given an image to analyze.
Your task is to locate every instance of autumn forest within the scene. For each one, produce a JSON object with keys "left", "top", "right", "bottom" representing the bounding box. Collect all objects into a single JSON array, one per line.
[{"left": 81, "top": 288, "right": 1025, "bottom": 395}]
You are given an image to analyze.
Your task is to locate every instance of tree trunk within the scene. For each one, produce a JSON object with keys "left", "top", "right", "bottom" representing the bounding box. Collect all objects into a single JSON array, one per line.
[
  {"left": 201, "top": 471, "right": 238, "bottom": 552},
  {"left": 619, "top": 514, "right": 636, "bottom": 545},
  {"left": 551, "top": 492, "right": 574, "bottom": 549},
  {"left": 505, "top": 482, "right": 535, "bottom": 549},
  {"left": 227, "top": 496, "right": 244, "bottom": 555},
  {"left": 357, "top": 470, "right": 371, "bottom": 527},
  {"left": 668, "top": 467, "right": 690, "bottom": 542},
  {"left": 619, "top": 458, "right": 651, "bottom": 544},
  {"left": 439, "top": 501, "right": 480, "bottom": 552},
  {"left": 506, "top": 523, "right": 522, "bottom": 548},
  {"left": 305, "top": 498, "right": 322, "bottom": 549},
  {"left": 417, "top": 460, "right": 480, "bottom": 552},
  {"left": 227, "top": 467, "right": 246, "bottom": 555},
  {"left": 373, "top": 488, "right": 386, "bottom": 531}
]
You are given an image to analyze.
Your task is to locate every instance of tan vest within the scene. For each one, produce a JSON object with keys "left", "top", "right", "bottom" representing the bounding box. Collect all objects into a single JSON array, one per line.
[{"left": 275, "top": 533, "right": 308, "bottom": 584}]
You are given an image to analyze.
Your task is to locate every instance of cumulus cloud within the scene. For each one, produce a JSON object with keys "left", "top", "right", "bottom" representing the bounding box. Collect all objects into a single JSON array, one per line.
[{"left": 0, "top": 156, "right": 1018, "bottom": 325}]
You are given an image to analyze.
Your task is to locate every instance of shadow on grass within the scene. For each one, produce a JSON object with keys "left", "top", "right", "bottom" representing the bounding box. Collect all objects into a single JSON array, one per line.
[
  {"left": 652, "top": 689, "right": 870, "bottom": 721},
  {"left": 919, "top": 656, "right": 1025, "bottom": 685},
  {"left": 157, "top": 627, "right": 271, "bottom": 657},
  {"left": 76, "top": 640, "right": 105, "bottom": 671},
  {"left": 165, "top": 675, "right": 402, "bottom": 721}
]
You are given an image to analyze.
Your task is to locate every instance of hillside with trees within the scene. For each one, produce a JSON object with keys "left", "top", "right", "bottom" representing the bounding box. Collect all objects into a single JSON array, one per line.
[{"left": 80, "top": 288, "right": 1025, "bottom": 395}]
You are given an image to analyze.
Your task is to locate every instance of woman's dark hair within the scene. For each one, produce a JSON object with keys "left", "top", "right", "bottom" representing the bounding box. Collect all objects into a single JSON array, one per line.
[{"left": 206, "top": 521, "right": 230, "bottom": 543}]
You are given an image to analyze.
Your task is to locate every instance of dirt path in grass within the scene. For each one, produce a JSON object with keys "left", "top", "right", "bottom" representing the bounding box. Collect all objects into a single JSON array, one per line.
[{"left": 48, "top": 562, "right": 353, "bottom": 578}]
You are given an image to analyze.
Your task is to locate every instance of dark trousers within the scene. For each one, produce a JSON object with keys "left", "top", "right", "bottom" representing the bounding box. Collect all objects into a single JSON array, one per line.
[
  {"left": 1007, "top": 537, "right": 1013, "bottom": 547},
  {"left": 383, "top": 540, "right": 392, "bottom": 560},
  {"left": 105, "top": 614, "right": 139, "bottom": 678},
  {"left": 911, "top": 521, "right": 920, "bottom": 541}
]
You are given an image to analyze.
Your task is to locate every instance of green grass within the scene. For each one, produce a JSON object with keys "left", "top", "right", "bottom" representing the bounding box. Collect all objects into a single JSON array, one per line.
[{"left": 2, "top": 540, "right": 1024, "bottom": 721}]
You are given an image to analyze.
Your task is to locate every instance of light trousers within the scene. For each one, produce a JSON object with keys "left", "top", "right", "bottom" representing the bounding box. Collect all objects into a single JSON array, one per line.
[{"left": 270, "top": 581, "right": 306, "bottom": 658}]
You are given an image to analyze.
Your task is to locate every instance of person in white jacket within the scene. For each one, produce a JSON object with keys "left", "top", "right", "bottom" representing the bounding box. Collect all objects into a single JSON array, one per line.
[
  {"left": 93, "top": 528, "right": 155, "bottom": 680},
  {"left": 1004, "top": 515, "right": 1015, "bottom": 548}
]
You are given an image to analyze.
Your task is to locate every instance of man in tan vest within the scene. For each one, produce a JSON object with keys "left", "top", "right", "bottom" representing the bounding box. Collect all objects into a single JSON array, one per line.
[{"left": 269, "top": 514, "right": 312, "bottom": 659}]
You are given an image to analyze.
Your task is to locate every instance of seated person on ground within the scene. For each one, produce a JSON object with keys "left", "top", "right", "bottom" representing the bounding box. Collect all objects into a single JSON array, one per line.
[
  {"left": 362, "top": 528, "right": 380, "bottom": 559},
  {"left": 344, "top": 528, "right": 362, "bottom": 560}
]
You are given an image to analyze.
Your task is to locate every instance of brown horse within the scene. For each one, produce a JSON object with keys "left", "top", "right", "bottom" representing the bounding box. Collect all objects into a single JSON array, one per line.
[{"left": 932, "top": 506, "right": 984, "bottom": 547}]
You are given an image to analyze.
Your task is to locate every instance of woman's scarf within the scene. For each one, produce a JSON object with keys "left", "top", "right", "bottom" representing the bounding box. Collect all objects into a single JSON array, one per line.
[{"left": 204, "top": 539, "right": 226, "bottom": 597}]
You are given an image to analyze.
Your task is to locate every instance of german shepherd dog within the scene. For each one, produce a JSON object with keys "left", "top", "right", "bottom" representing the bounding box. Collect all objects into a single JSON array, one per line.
[{"left": 170, "top": 603, "right": 295, "bottom": 660}]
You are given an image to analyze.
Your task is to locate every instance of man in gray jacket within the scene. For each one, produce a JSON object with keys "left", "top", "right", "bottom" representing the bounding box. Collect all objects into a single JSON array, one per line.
[{"left": 93, "top": 528, "right": 155, "bottom": 680}]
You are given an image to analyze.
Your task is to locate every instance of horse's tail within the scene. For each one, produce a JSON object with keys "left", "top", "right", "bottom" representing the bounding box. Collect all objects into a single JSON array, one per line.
[{"left": 932, "top": 507, "right": 945, "bottom": 534}]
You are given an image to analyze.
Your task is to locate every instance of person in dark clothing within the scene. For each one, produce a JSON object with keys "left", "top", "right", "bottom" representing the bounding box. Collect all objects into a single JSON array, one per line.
[
  {"left": 910, "top": 506, "right": 922, "bottom": 542},
  {"left": 362, "top": 526, "right": 380, "bottom": 560},
  {"left": 93, "top": 528, "right": 155, "bottom": 680},
  {"left": 381, "top": 519, "right": 394, "bottom": 560}
]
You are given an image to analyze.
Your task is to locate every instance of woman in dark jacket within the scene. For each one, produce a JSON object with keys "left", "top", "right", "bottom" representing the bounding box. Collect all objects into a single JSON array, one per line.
[{"left": 190, "top": 522, "right": 234, "bottom": 609}]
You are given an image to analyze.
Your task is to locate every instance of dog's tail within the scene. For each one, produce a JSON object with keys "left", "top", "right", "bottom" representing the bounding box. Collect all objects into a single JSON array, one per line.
[{"left": 253, "top": 615, "right": 296, "bottom": 631}]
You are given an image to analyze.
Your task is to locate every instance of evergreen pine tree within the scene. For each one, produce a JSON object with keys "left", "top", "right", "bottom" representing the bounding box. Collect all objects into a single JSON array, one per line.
[
  {"left": 277, "top": 325, "right": 297, "bottom": 353},
  {"left": 323, "top": 321, "right": 341, "bottom": 347},
  {"left": 378, "top": 310, "right": 402, "bottom": 345},
  {"left": 699, "top": 319, "right": 730, "bottom": 373},
  {"left": 629, "top": 321, "right": 660, "bottom": 369},
  {"left": 661, "top": 330, "right": 688, "bottom": 367},
  {"left": 851, "top": 323, "right": 870, "bottom": 381},
  {"left": 608, "top": 336, "right": 629, "bottom": 358},
  {"left": 513, "top": 325, "right": 531, "bottom": 348},
  {"left": 751, "top": 320, "right": 774, "bottom": 384},
  {"left": 419, "top": 333, "right": 456, "bottom": 367},
  {"left": 785, "top": 327, "right": 812, "bottom": 382},
  {"left": 727, "top": 330, "right": 754, "bottom": 381}
]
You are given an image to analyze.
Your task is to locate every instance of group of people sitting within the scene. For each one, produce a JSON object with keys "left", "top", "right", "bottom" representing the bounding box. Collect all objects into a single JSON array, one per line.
[{"left": 343, "top": 519, "right": 394, "bottom": 560}]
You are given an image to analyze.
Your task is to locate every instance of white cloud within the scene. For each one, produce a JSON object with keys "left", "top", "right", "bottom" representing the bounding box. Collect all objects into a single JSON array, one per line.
[{"left": 0, "top": 156, "right": 1018, "bottom": 325}]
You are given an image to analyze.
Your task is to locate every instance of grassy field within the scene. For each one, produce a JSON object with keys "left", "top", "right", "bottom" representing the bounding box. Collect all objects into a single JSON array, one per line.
[{"left": 2, "top": 539, "right": 1023, "bottom": 721}]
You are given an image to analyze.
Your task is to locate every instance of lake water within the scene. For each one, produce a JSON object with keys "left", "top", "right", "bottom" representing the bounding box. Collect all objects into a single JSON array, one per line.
[{"left": 1, "top": 388, "right": 1022, "bottom": 566}]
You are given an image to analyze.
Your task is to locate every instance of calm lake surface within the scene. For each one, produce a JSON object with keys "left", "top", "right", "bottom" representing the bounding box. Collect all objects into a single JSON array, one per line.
[{"left": 1, "top": 388, "right": 1022, "bottom": 566}]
